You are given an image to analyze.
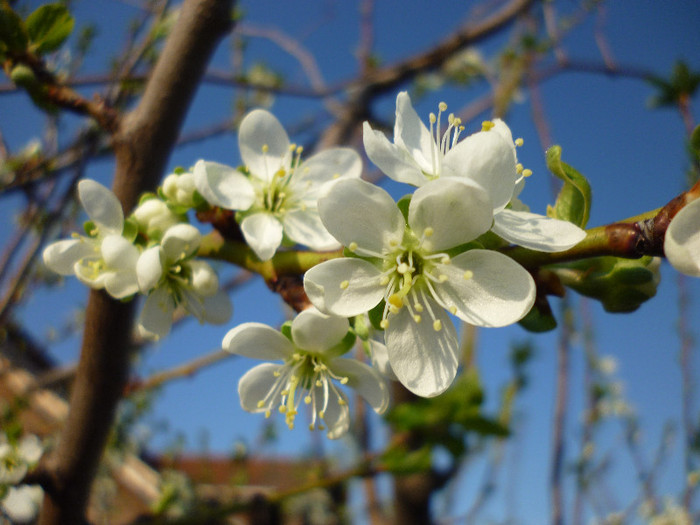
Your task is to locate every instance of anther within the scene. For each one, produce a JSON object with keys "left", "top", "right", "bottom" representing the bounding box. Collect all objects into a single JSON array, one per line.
[
  {"left": 304, "top": 396, "right": 312, "bottom": 404},
  {"left": 380, "top": 319, "right": 389, "bottom": 329},
  {"left": 340, "top": 280, "right": 349, "bottom": 290},
  {"left": 348, "top": 242, "right": 358, "bottom": 252},
  {"left": 433, "top": 320, "right": 443, "bottom": 331},
  {"left": 262, "top": 144, "right": 269, "bottom": 153},
  {"left": 424, "top": 227, "right": 434, "bottom": 237},
  {"left": 388, "top": 294, "right": 403, "bottom": 309},
  {"left": 414, "top": 303, "right": 424, "bottom": 312},
  {"left": 340, "top": 377, "right": 349, "bottom": 385},
  {"left": 481, "top": 120, "right": 495, "bottom": 131},
  {"left": 413, "top": 314, "right": 422, "bottom": 323},
  {"left": 516, "top": 163, "right": 524, "bottom": 174},
  {"left": 463, "top": 270, "right": 473, "bottom": 280},
  {"left": 523, "top": 169, "right": 533, "bottom": 177},
  {"left": 449, "top": 306, "right": 457, "bottom": 315},
  {"left": 438, "top": 274, "right": 448, "bottom": 282},
  {"left": 257, "top": 400, "right": 265, "bottom": 408},
  {"left": 439, "top": 102, "right": 448, "bottom": 111},
  {"left": 515, "top": 138, "right": 524, "bottom": 147}
]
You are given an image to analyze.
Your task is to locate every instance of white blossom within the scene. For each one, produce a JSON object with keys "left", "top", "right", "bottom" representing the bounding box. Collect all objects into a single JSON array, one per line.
[
  {"left": 131, "top": 198, "right": 181, "bottom": 237},
  {"left": 42, "top": 179, "right": 140, "bottom": 299},
  {"left": 363, "top": 91, "right": 586, "bottom": 252},
  {"left": 194, "top": 109, "right": 362, "bottom": 261},
  {"left": 664, "top": 198, "right": 700, "bottom": 277},
  {"left": 136, "top": 223, "right": 232, "bottom": 340},
  {"left": 162, "top": 171, "right": 197, "bottom": 208},
  {"left": 224, "top": 307, "right": 389, "bottom": 439},
  {"left": 304, "top": 178, "right": 536, "bottom": 397}
]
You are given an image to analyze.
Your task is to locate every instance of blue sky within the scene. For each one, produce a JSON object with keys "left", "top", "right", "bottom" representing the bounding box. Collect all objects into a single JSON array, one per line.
[{"left": 3, "top": 0, "right": 700, "bottom": 523}]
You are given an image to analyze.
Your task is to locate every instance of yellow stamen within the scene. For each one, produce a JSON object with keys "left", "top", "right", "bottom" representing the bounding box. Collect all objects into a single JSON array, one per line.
[
  {"left": 515, "top": 138, "right": 524, "bottom": 147},
  {"left": 481, "top": 120, "right": 495, "bottom": 131},
  {"left": 463, "top": 270, "right": 473, "bottom": 280},
  {"left": 523, "top": 169, "right": 533, "bottom": 177},
  {"left": 340, "top": 280, "right": 349, "bottom": 290},
  {"left": 433, "top": 320, "right": 443, "bottom": 331}
]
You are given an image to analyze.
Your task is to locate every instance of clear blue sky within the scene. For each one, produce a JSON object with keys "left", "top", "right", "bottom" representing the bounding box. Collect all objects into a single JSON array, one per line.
[{"left": 3, "top": 1, "right": 700, "bottom": 523}]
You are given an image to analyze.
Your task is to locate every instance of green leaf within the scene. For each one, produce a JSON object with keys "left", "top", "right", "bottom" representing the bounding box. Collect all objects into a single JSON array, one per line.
[
  {"left": 0, "top": 7, "right": 29, "bottom": 53},
  {"left": 546, "top": 145, "right": 592, "bottom": 228},
  {"left": 26, "top": 3, "right": 75, "bottom": 54},
  {"left": 518, "top": 296, "right": 557, "bottom": 332}
]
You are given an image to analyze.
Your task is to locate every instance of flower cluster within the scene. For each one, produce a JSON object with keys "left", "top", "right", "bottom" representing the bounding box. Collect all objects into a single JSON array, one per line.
[
  {"left": 42, "top": 95, "right": 592, "bottom": 438},
  {"left": 42, "top": 179, "right": 232, "bottom": 340},
  {"left": 0, "top": 433, "right": 44, "bottom": 523}
]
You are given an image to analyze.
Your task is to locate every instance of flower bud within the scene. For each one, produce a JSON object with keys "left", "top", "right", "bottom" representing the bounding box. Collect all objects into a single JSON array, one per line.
[
  {"left": 132, "top": 199, "right": 180, "bottom": 237},
  {"left": 163, "top": 172, "right": 197, "bottom": 208}
]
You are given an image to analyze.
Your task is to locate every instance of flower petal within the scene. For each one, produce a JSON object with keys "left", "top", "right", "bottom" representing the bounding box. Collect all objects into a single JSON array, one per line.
[
  {"left": 385, "top": 299, "right": 459, "bottom": 397},
  {"left": 223, "top": 322, "right": 294, "bottom": 360},
  {"left": 238, "top": 363, "right": 285, "bottom": 412},
  {"left": 432, "top": 249, "right": 535, "bottom": 327},
  {"left": 304, "top": 258, "right": 384, "bottom": 316},
  {"left": 443, "top": 129, "right": 518, "bottom": 212},
  {"left": 665, "top": 198, "right": 700, "bottom": 277},
  {"left": 238, "top": 109, "right": 290, "bottom": 183},
  {"left": 1, "top": 485, "right": 43, "bottom": 523},
  {"left": 369, "top": 339, "right": 397, "bottom": 380},
  {"left": 43, "top": 238, "right": 97, "bottom": 275},
  {"left": 292, "top": 147, "right": 362, "bottom": 192},
  {"left": 138, "top": 287, "right": 175, "bottom": 340},
  {"left": 282, "top": 208, "right": 340, "bottom": 251},
  {"left": 363, "top": 122, "right": 428, "bottom": 186},
  {"left": 492, "top": 209, "right": 587, "bottom": 252},
  {"left": 291, "top": 307, "right": 349, "bottom": 353},
  {"left": 136, "top": 246, "right": 163, "bottom": 292},
  {"left": 329, "top": 357, "right": 390, "bottom": 414},
  {"left": 78, "top": 179, "right": 124, "bottom": 234},
  {"left": 100, "top": 234, "right": 139, "bottom": 269},
  {"left": 318, "top": 178, "right": 404, "bottom": 256},
  {"left": 193, "top": 160, "right": 256, "bottom": 210},
  {"left": 104, "top": 270, "right": 139, "bottom": 299},
  {"left": 409, "top": 179, "right": 493, "bottom": 251},
  {"left": 240, "top": 212, "right": 284, "bottom": 261},
  {"left": 393, "top": 91, "right": 435, "bottom": 174},
  {"left": 202, "top": 290, "right": 233, "bottom": 325},
  {"left": 161, "top": 223, "right": 201, "bottom": 262}
]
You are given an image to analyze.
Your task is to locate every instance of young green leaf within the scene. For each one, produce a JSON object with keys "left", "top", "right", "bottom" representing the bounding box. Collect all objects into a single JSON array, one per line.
[
  {"left": 546, "top": 145, "right": 592, "bottom": 228},
  {"left": 26, "top": 3, "right": 75, "bottom": 54},
  {"left": 0, "top": 7, "right": 29, "bottom": 53}
]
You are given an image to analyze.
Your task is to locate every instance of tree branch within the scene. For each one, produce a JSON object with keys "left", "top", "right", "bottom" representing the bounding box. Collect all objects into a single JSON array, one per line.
[{"left": 36, "top": 2, "right": 234, "bottom": 523}]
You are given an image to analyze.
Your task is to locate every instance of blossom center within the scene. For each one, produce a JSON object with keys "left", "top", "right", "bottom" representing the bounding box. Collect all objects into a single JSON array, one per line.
[
  {"left": 256, "top": 352, "right": 349, "bottom": 431},
  {"left": 377, "top": 226, "right": 456, "bottom": 332}
]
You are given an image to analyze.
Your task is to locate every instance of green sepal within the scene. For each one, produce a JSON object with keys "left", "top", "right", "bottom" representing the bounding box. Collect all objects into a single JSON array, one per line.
[
  {"left": 396, "top": 194, "right": 412, "bottom": 222},
  {"left": 546, "top": 145, "right": 592, "bottom": 228},
  {"left": 352, "top": 314, "right": 370, "bottom": 340},
  {"left": 138, "top": 192, "right": 158, "bottom": 205},
  {"left": 518, "top": 296, "right": 557, "bottom": 332},
  {"left": 173, "top": 166, "right": 186, "bottom": 175},
  {"left": 323, "top": 330, "right": 356, "bottom": 358},
  {"left": 280, "top": 321, "right": 293, "bottom": 342},
  {"left": 83, "top": 219, "right": 96, "bottom": 236},
  {"left": 367, "top": 300, "right": 385, "bottom": 331},
  {"left": 122, "top": 217, "right": 139, "bottom": 243},
  {"left": 0, "top": 7, "right": 29, "bottom": 53},
  {"left": 26, "top": 3, "right": 74, "bottom": 54},
  {"left": 443, "top": 240, "right": 484, "bottom": 259}
]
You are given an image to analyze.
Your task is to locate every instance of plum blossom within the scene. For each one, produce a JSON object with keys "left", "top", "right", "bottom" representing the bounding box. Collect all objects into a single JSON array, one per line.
[
  {"left": 194, "top": 109, "right": 362, "bottom": 261},
  {"left": 136, "top": 223, "right": 232, "bottom": 340},
  {"left": 664, "top": 198, "right": 700, "bottom": 277},
  {"left": 363, "top": 91, "right": 586, "bottom": 252},
  {"left": 42, "top": 179, "right": 140, "bottom": 299},
  {"left": 224, "top": 307, "right": 389, "bottom": 439},
  {"left": 304, "top": 178, "right": 536, "bottom": 397}
]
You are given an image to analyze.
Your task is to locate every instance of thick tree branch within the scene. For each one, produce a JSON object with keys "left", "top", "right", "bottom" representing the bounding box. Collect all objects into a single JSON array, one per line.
[{"left": 36, "top": 2, "right": 234, "bottom": 524}]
